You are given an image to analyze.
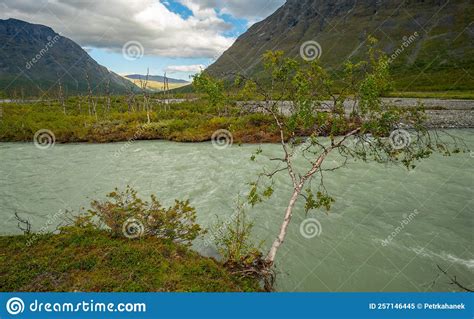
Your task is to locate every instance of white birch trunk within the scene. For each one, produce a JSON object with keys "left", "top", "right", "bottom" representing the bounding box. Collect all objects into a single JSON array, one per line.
[{"left": 266, "top": 186, "right": 302, "bottom": 264}]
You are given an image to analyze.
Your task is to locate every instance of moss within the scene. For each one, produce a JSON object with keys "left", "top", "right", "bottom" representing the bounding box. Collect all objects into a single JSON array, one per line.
[{"left": 0, "top": 229, "right": 260, "bottom": 292}]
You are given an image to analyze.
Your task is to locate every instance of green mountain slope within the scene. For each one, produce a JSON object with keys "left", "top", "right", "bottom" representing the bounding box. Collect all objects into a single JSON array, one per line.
[
  {"left": 207, "top": 0, "right": 474, "bottom": 91},
  {"left": 0, "top": 19, "right": 137, "bottom": 96}
]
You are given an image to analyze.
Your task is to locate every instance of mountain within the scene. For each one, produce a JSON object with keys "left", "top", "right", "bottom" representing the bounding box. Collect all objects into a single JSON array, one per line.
[
  {"left": 125, "top": 74, "right": 189, "bottom": 84},
  {"left": 0, "top": 18, "right": 136, "bottom": 96},
  {"left": 207, "top": 0, "right": 474, "bottom": 91}
]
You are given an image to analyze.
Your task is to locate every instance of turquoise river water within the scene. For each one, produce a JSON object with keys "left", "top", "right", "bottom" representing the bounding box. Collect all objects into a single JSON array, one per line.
[{"left": 0, "top": 130, "right": 473, "bottom": 292}]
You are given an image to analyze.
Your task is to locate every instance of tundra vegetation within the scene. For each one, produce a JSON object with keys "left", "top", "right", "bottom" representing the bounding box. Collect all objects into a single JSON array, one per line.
[
  {"left": 1, "top": 187, "right": 260, "bottom": 292},
  {"left": 1, "top": 38, "right": 468, "bottom": 292},
  {"left": 0, "top": 95, "right": 279, "bottom": 143}
]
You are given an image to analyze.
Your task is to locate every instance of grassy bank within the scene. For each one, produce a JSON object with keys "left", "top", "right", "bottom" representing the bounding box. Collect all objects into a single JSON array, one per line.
[
  {"left": 1, "top": 91, "right": 472, "bottom": 144},
  {"left": 0, "top": 97, "right": 280, "bottom": 143},
  {"left": 0, "top": 229, "right": 260, "bottom": 292},
  {"left": 385, "top": 90, "right": 474, "bottom": 100}
]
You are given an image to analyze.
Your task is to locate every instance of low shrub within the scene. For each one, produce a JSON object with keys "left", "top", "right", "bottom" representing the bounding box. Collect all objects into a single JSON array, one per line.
[
  {"left": 69, "top": 186, "right": 206, "bottom": 246},
  {"left": 210, "top": 201, "right": 274, "bottom": 291}
]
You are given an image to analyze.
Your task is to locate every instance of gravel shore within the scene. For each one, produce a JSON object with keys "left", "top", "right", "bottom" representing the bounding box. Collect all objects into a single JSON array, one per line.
[
  {"left": 238, "top": 98, "right": 474, "bottom": 128},
  {"left": 384, "top": 98, "right": 474, "bottom": 128}
]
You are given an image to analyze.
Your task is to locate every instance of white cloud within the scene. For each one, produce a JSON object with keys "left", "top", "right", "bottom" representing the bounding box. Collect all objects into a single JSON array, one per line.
[
  {"left": 0, "top": 0, "right": 286, "bottom": 59},
  {"left": 164, "top": 64, "right": 205, "bottom": 73},
  {"left": 0, "top": 0, "right": 237, "bottom": 58},
  {"left": 178, "top": 0, "right": 285, "bottom": 21}
]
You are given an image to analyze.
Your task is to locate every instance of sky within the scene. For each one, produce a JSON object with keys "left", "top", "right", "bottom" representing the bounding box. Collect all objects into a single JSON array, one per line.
[{"left": 0, "top": 0, "right": 285, "bottom": 80}]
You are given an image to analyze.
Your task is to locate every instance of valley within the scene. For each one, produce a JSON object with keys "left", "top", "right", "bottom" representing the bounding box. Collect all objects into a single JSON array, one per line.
[{"left": 0, "top": 0, "right": 473, "bottom": 297}]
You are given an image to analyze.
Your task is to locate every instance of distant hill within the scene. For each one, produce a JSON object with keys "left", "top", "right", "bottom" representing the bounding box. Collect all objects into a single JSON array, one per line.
[
  {"left": 125, "top": 74, "right": 189, "bottom": 84},
  {"left": 207, "top": 0, "right": 474, "bottom": 92},
  {"left": 124, "top": 74, "right": 190, "bottom": 91},
  {"left": 0, "top": 18, "right": 136, "bottom": 96}
]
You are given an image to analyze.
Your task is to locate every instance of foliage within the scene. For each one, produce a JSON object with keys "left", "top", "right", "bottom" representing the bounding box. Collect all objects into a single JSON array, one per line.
[
  {"left": 385, "top": 90, "right": 474, "bottom": 100},
  {"left": 0, "top": 229, "right": 260, "bottom": 292},
  {"left": 212, "top": 202, "right": 260, "bottom": 263},
  {"left": 211, "top": 201, "right": 274, "bottom": 291},
  {"left": 68, "top": 186, "right": 206, "bottom": 246},
  {"left": 240, "top": 38, "right": 465, "bottom": 209},
  {"left": 1, "top": 189, "right": 260, "bottom": 292},
  {"left": 0, "top": 98, "right": 280, "bottom": 144},
  {"left": 193, "top": 72, "right": 226, "bottom": 109},
  {"left": 225, "top": 37, "right": 467, "bottom": 264}
]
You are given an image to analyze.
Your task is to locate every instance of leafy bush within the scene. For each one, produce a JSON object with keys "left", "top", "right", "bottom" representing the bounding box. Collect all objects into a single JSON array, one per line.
[
  {"left": 212, "top": 203, "right": 260, "bottom": 262},
  {"left": 211, "top": 201, "right": 274, "bottom": 291},
  {"left": 72, "top": 186, "right": 205, "bottom": 245}
]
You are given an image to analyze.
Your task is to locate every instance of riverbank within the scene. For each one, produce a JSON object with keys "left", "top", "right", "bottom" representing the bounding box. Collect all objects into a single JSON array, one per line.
[
  {"left": 0, "top": 99, "right": 281, "bottom": 143},
  {"left": 0, "top": 97, "right": 473, "bottom": 144},
  {"left": 0, "top": 229, "right": 260, "bottom": 292},
  {"left": 385, "top": 91, "right": 474, "bottom": 100},
  {"left": 1, "top": 133, "right": 473, "bottom": 292},
  {"left": 240, "top": 98, "right": 474, "bottom": 129}
]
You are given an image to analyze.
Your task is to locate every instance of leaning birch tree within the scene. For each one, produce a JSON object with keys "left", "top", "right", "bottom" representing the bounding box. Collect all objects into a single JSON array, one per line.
[{"left": 196, "top": 38, "right": 465, "bottom": 271}]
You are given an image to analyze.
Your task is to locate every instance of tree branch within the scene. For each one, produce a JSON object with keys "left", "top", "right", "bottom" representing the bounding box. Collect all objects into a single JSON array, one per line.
[{"left": 437, "top": 265, "right": 473, "bottom": 292}]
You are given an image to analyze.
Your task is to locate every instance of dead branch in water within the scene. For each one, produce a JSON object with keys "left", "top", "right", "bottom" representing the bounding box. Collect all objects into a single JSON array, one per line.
[
  {"left": 436, "top": 264, "right": 473, "bottom": 292},
  {"left": 14, "top": 212, "right": 32, "bottom": 235}
]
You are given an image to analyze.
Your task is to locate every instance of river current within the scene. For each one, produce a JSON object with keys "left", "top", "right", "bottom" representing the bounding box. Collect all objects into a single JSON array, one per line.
[{"left": 0, "top": 130, "right": 472, "bottom": 291}]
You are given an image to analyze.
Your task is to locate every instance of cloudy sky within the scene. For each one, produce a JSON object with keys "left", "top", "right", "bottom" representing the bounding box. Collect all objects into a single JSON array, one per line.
[{"left": 0, "top": 0, "right": 285, "bottom": 80}]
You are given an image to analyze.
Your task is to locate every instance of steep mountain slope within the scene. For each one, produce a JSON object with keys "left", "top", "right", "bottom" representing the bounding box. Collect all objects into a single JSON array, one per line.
[
  {"left": 207, "top": 0, "right": 474, "bottom": 91},
  {"left": 0, "top": 19, "right": 136, "bottom": 96}
]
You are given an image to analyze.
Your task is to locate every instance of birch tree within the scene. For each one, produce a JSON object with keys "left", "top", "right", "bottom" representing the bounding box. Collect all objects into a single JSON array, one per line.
[
  {"left": 105, "top": 78, "right": 111, "bottom": 113},
  {"left": 240, "top": 39, "right": 464, "bottom": 266},
  {"left": 196, "top": 38, "right": 465, "bottom": 270},
  {"left": 85, "top": 72, "right": 97, "bottom": 118},
  {"left": 126, "top": 83, "right": 136, "bottom": 113},
  {"left": 139, "top": 69, "right": 151, "bottom": 124},
  {"left": 57, "top": 73, "right": 66, "bottom": 114}
]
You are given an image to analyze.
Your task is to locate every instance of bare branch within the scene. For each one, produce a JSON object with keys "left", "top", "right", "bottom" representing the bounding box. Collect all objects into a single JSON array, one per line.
[
  {"left": 437, "top": 264, "right": 473, "bottom": 292},
  {"left": 14, "top": 212, "right": 32, "bottom": 235}
]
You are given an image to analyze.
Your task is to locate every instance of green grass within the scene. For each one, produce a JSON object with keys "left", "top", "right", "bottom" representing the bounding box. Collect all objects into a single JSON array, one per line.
[
  {"left": 0, "top": 97, "right": 280, "bottom": 143},
  {"left": 1, "top": 90, "right": 471, "bottom": 145},
  {"left": 0, "top": 229, "right": 260, "bottom": 292},
  {"left": 385, "top": 90, "right": 474, "bottom": 100}
]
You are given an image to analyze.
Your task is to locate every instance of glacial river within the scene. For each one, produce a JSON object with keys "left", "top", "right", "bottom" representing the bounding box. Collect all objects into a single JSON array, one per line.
[{"left": 0, "top": 130, "right": 473, "bottom": 292}]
